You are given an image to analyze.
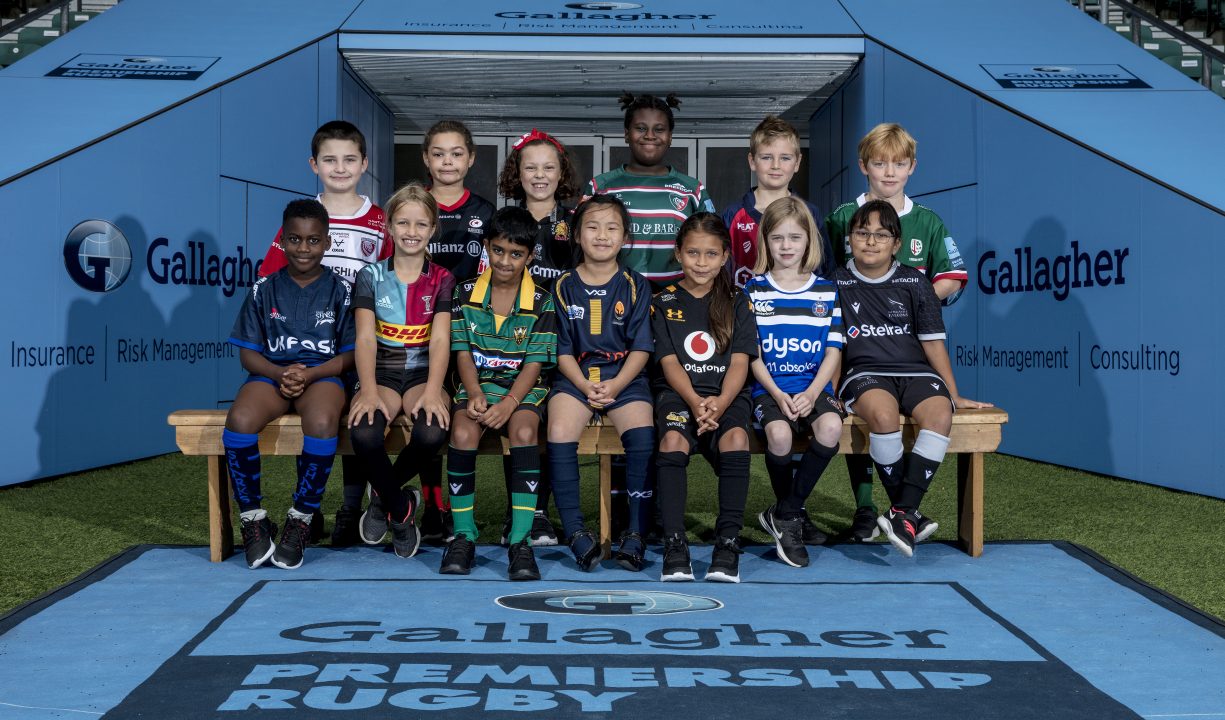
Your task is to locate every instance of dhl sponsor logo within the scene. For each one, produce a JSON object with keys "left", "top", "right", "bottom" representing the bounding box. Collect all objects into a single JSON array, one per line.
[{"left": 377, "top": 321, "right": 430, "bottom": 343}]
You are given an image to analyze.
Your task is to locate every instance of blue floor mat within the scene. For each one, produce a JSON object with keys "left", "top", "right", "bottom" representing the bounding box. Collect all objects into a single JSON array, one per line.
[{"left": 0, "top": 541, "right": 1222, "bottom": 718}]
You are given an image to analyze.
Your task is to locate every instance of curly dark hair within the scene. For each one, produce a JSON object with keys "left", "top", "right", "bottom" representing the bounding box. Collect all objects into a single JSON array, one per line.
[
  {"left": 618, "top": 92, "right": 681, "bottom": 131},
  {"left": 497, "top": 138, "right": 578, "bottom": 203}
]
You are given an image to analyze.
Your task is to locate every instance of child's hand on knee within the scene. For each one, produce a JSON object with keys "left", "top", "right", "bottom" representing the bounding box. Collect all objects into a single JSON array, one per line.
[
  {"left": 348, "top": 388, "right": 388, "bottom": 428},
  {"left": 412, "top": 390, "right": 451, "bottom": 430},
  {"left": 480, "top": 396, "right": 517, "bottom": 430}
]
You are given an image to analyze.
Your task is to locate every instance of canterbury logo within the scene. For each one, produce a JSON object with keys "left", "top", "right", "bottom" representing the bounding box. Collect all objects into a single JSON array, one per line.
[
  {"left": 526, "top": 481, "right": 539, "bottom": 492},
  {"left": 449, "top": 483, "right": 463, "bottom": 494}
]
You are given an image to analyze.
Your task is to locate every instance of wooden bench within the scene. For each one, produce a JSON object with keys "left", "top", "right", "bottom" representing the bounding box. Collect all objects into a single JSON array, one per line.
[{"left": 168, "top": 407, "right": 1007, "bottom": 562}]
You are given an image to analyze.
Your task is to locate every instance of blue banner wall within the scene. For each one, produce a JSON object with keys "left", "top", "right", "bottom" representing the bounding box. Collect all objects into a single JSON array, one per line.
[
  {"left": 812, "top": 40, "right": 1224, "bottom": 498},
  {"left": 0, "top": 38, "right": 393, "bottom": 485}
]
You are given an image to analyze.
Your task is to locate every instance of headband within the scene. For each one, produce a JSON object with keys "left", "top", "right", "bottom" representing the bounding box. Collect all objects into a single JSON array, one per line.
[{"left": 513, "top": 128, "right": 565, "bottom": 155}]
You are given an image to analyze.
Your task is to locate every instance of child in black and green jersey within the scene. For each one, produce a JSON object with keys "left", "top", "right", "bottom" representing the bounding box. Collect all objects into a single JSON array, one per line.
[{"left": 442, "top": 206, "right": 557, "bottom": 580}]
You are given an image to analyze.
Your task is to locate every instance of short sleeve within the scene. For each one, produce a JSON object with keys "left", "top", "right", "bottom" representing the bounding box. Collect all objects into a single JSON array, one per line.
[
  {"left": 525, "top": 294, "right": 557, "bottom": 368},
  {"left": 351, "top": 264, "right": 376, "bottom": 313},
  {"left": 730, "top": 294, "right": 759, "bottom": 358},
  {"left": 450, "top": 284, "right": 470, "bottom": 352},
  {"left": 435, "top": 268, "right": 456, "bottom": 315},
  {"left": 627, "top": 273, "right": 654, "bottom": 353},
  {"left": 651, "top": 298, "right": 676, "bottom": 362},
  {"left": 826, "top": 291, "right": 844, "bottom": 351},
  {"left": 913, "top": 276, "right": 947, "bottom": 341},
  {"left": 334, "top": 281, "right": 356, "bottom": 353},
  {"left": 553, "top": 276, "right": 575, "bottom": 358},
  {"left": 229, "top": 279, "right": 266, "bottom": 351},
  {"left": 698, "top": 184, "right": 716, "bottom": 214}
]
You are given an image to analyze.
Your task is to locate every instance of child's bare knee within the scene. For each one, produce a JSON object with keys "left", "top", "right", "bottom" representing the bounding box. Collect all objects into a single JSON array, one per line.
[
  {"left": 659, "top": 431, "right": 689, "bottom": 454},
  {"left": 719, "top": 427, "right": 749, "bottom": 452},
  {"left": 764, "top": 423, "right": 793, "bottom": 456},
  {"left": 815, "top": 416, "right": 843, "bottom": 447}
]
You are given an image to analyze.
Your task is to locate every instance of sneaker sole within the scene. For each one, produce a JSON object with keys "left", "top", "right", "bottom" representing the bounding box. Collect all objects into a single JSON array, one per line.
[
  {"left": 393, "top": 525, "right": 422, "bottom": 559},
  {"left": 704, "top": 569, "right": 741, "bottom": 583},
  {"left": 915, "top": 521, "right": 939, "bottom": 544},
  {"left": 758, "top": 510, "right": 808, "bottom": 569},
  {"left": 530, "top": 535, "right": 559, "bottom": 547},
  {"left": 358, "top": 509, "right": 388, "bottom": 545},
  {"left": 509, "top": 569, "right": 541, "bottom": 581},
  {"left": 876, "top": 516, "right": 915, "bottom": 558},
  {"left": 439, "top": 562, "right": 472, "bottom": 576},
  {"left": 661, "top": 568, "right": 694, "bottom": 582},
  {"left": 246, "top": 542, "right": 276, "bottom": 569},
  {"left": 270, "top": 553, "right": 304, "bottom": 570}
]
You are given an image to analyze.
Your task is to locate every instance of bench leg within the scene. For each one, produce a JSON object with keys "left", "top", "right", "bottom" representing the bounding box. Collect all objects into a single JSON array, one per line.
[
  {"left": 956, "top": 452, "right": 984, "bottom": 557},
  {"left": 598, "top": 455, "right": 612, "bottom": 559},
  {"left": 208, "top": 454, "right": 234, "bottom": 562}
]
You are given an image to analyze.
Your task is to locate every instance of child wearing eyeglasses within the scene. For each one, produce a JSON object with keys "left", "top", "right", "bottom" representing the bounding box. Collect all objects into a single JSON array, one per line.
[{"left": 831, "top": 200, "right": 989, "bottom": 558}]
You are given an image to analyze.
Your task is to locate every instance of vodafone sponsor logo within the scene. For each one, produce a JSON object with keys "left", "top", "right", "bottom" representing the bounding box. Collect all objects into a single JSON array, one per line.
[{"left": 683, "top": 331, "right": 716, "bottom": 361}]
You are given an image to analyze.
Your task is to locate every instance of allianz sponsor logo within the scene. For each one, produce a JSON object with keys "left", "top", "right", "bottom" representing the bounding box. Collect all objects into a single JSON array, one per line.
[
  {"left": 761, "top": 334, "right": 822, "bottom": 358},
  {"left": 846, "top": 324, "right": 910, "bottom": 339}
]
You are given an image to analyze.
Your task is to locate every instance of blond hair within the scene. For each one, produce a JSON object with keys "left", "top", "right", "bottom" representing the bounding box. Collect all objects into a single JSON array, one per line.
[
  {"left": 383, "top": 182, "right": 438, "bottom": 258},
  {"left": 752, "top": 197, "right": 823, "bottom": 276},
  {"left": 749, "top": 115, "right": 801, "bottom": 156},
  {"left": 857, "top": 122, "right": 917, "bottom": 164}
]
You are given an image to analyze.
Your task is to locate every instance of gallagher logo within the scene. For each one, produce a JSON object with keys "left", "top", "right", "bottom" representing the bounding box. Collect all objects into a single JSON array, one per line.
[
  {"left": 63, "top": 220, "right": 132, "bottom": 292},
  {"left": 497, "top": 589, "right": 722, "bottom": 615},
  {"left": 565, "top": 1, "right": 642, "bottom": 8}
]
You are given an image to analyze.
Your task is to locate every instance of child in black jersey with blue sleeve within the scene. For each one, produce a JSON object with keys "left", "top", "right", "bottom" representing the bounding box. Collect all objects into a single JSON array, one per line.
[
  {"left": 224, "top": 199, "right": 355, "bottom": 570},
  {"left": 546, "top": 195, "right": 655, "bottom": 573},
  {"left": 652, "top": 213, "right": 759, "bottom": 583},
  {"left": 833, "top": 200, "right": 990, "bottom": 557}
]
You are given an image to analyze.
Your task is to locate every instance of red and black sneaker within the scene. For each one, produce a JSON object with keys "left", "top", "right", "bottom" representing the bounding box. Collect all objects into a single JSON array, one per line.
[{"left": 877, "top": 506, "right": 918, "bottom": 558}]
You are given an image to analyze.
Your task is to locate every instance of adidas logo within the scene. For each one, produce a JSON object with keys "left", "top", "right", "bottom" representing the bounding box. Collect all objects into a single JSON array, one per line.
[
  {"left": 449, "top": 483, "right": 463, "bottom": 494},
  {"left": 376, "top": 295, "right": 394, "bottom": 309}
]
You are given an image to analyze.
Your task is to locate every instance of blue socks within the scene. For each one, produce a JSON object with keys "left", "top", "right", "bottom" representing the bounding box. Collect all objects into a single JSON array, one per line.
[
  {"left": 293, "top": 435, "right": 337, "bottom": 514},
  {"left": 547, "top": 441, "right": 583, "bottom": 538},
  {"left": 621, "top": 427, "right": 655, "bottom": 535},
  {"left": 223, "top": 429, "right": 261, "bottom": 512}
]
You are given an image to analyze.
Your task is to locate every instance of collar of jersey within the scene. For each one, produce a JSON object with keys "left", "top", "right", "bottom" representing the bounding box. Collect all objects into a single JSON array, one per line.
[
  {"left": 434, "top": 189, "right": 471, "bottom": 213},
  {"left": 846, "top": 259, "right": 900, "bottom": 284},
  {"left": 469, "top": 267, "right": 537, "bottom": 312},
  {"left": 855, "top": 192, "right": 914, "bottom": 218}
]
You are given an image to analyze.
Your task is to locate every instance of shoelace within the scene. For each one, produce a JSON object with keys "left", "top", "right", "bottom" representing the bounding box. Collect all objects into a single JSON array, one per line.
[{"left": 283, "top": 518, "right": 311, "bottom": 548}]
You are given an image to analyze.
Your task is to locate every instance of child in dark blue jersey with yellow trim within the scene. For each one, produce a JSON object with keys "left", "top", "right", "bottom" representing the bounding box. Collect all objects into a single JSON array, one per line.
[
  {"left": 547, "top": 195, "right": 655, "bottom": 573},
  {"left": 224, "top": 199, "right": 355, "bottom": 570}
]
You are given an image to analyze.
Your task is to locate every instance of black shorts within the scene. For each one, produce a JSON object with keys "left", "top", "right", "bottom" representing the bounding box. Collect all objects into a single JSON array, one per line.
[
  {"left": 752, "top": 390, "right": 845, "bottom": 435},
  {"left": 654, "top": 388, "right": 752, "bottom": 454},
  {"left": 839, "top": 373, "right": 953, "bottom": 416},
  {"left": 374, "top": 367, "right": 430, "bottom": 396},
  {"left": 453, "top": 397, "right": 545, "bottom": 434},
  {"left": 551, "top": 374, "right": 652, "bottom": 413}
]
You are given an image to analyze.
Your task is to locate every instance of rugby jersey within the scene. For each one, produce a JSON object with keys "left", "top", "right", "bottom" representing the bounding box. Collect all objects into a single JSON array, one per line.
[
  {"left": 553, "top": 265, "right": 653, "bottom": 385},
  {"left": 825, "top": 193, "right": 967, "bottom": 305},
  {"left": 743, "top": 272, "right": 843, "bottom": 396},
  {"left": 259, "top": 195, "right": 391, "bottom": 286},
  {"left": 451, "top": 268, "right": 557, "bottom": 405},
  {"left": 650, "top": 284, "right": 758, "bottom": 397},
  {"left": 584, "top": 167, "right": 715, "bottom": 286},
  {"left": 832, "top": 261, "right": 945, "bottom": 385},
  {"left": 351, "top": 259, "right": 456, "bottom": 374},
  {"left": 430, "top": 189, "right": 495, "bottom": 284},
  {"left": 477, "top": 204, "right": 576, "bottom": 290},
  {"left": 721, "top": 189, "right": 834, "bottom": 288},
  {"left": 229, "top": 268, "right": 355, "bottom": 367}
]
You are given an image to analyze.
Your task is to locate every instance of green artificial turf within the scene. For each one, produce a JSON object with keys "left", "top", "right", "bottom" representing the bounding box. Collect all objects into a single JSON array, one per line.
[{"left": 0, "top": 452, "right": 1221, "bottom": 621}]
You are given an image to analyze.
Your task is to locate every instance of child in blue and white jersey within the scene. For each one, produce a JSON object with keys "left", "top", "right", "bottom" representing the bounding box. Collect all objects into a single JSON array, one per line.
[
  {"left": 224, "top": 199, "right": 355, "bottom": 570},
  {"left": 744, "top": 197, "right": 844, "bottom": 569}
]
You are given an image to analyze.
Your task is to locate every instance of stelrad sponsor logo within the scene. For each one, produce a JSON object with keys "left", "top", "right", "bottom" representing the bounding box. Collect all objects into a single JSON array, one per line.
[
  {"left": 847, "top": 324, "right": 910, "bottom": 339},
  {"left": 761, "top": 334, "right": 821, "bottom": 358}
]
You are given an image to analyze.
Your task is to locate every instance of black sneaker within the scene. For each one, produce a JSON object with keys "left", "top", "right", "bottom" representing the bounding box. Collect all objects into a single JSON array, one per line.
[
  {"left": 799, "top": 509, "right": 828, "bottom": 545},
  {"left": 877, "top": 507, "right": 917, "bottom": 558},
  {"left": 310, "top": 509, "right": 326, "bottom": 542},
  {"left": 758, "top": 505, "right": 809, "bottom": 568},
  {"left": 359, "top": 488, "right": 389, "bottom": 545},
  {"left": 706, "top": 536, "right": 743, "bottom": 583},
  {"left": 849, "top": 506, "right": 881, "bottom": 542},
  {"left": 239, "top": 513, "right": 277, "bottom": 569},
  {"left": 661, "top": 533, "right": 694, "bottom": 582},
  {"left": 613, "top": 531, "right": 645, "bottom": 572},
  {"left": 508, "top": 539, "right": 541, "bottom": 581},
  {"left": 419, "top": 504, "right": 451, "bottom": 544},
  {"left": 530, "top": 512, "right": 559, "bottom": 546},
  {"left": 568, "top": 530, "right": 601, "bottom": 572},
  {"left": 439, "top": 535, "right": 476, "bottom": 575},
  {"left": 271, "top": 513, "right": 312, "bottom": 569},
  {"left": 389, "top": 488, "right": 422, "bottom": 559},
  {"left": 913, "top": 509, "right": 939, "bottom": 543},
  {"left": 331, "top": 505, "right": 360, "bottom": 547}
]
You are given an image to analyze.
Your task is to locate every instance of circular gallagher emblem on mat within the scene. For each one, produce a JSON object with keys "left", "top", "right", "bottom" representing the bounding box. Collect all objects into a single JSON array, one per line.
[
  {"left": 497, "top": 589, "right": 722, "bottom": 615},
  {"left": 566, "top": 2, "right": 643, "bottom": 9},
  {"left": 63, "top": 219, "right": 132, "bottom": 292}
]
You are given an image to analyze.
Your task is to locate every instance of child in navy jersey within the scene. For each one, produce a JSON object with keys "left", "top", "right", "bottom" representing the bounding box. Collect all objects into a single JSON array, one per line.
[
  {"left": 347, "top": 183, "right": 455, "bottom": 559},
  {"left": 652, "top": 213, "right": 758, "bottom": 583},
  {"left": 745, "top": 197, "right": 844, "bottom": 568},
  {"left": 225, "top": 199, "right": 354, "bottom": 570},
  {"left": 546, "top": 195, "right": 655, "bottom": 572},
  {"left": 833, "top": 200, "right": 990, "bottom": 557}
]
